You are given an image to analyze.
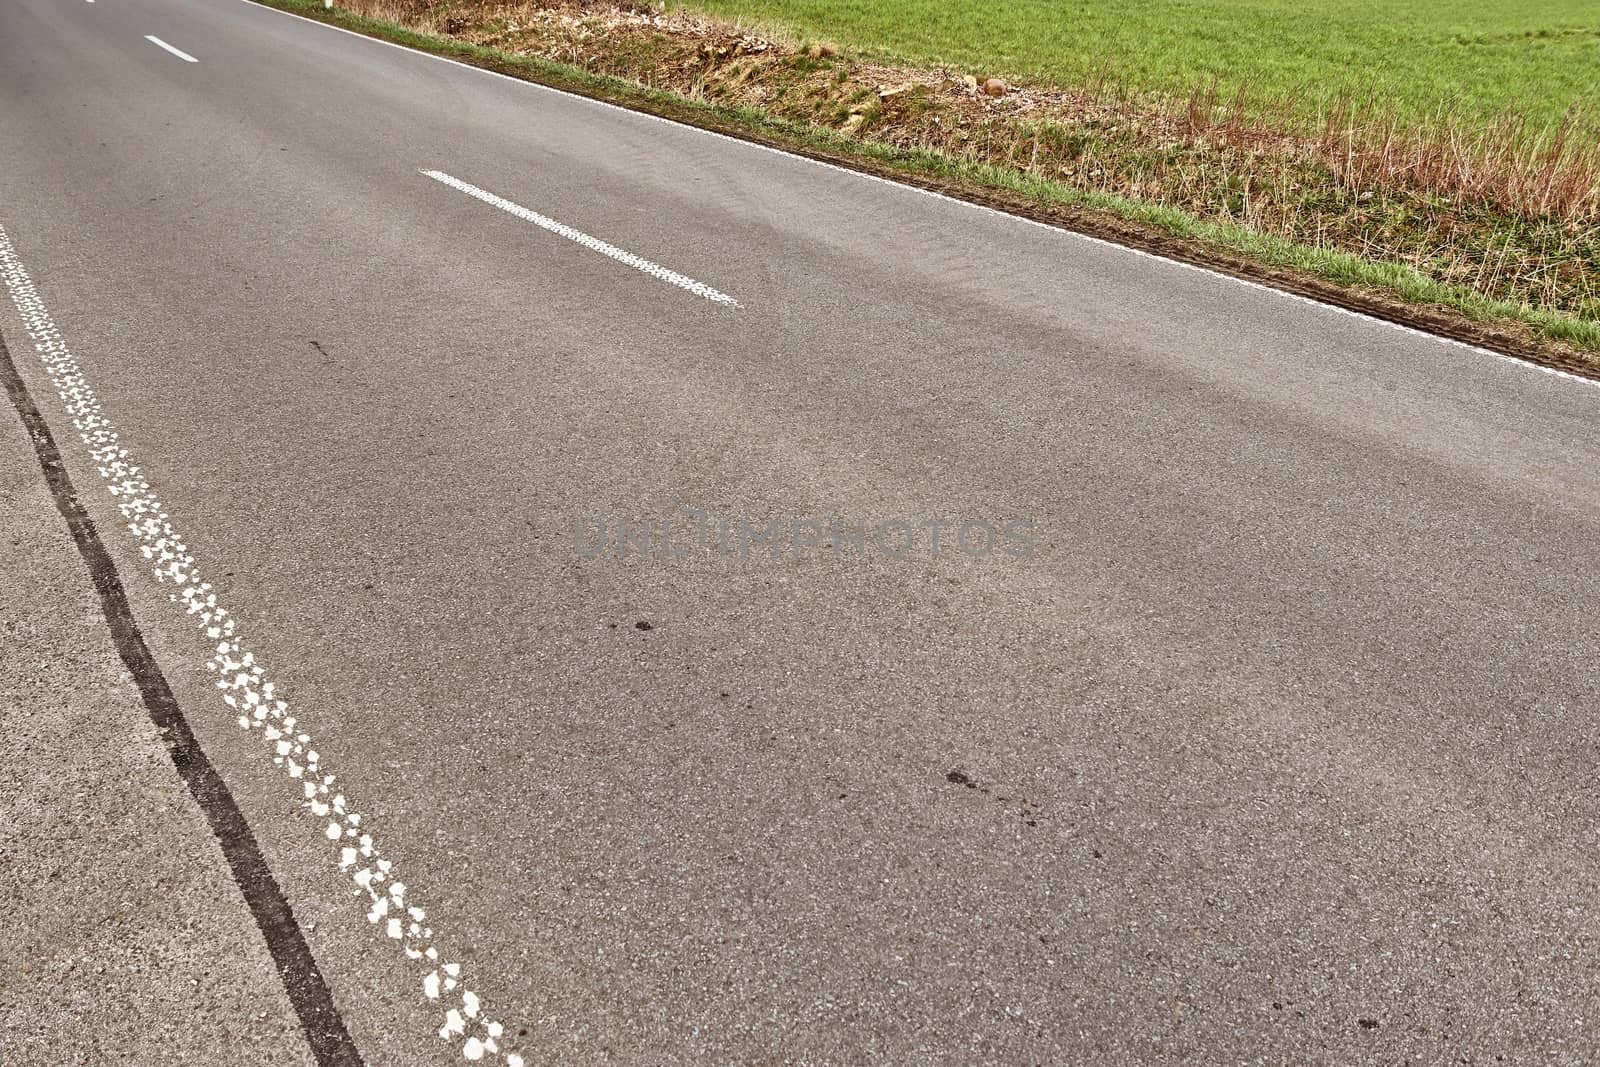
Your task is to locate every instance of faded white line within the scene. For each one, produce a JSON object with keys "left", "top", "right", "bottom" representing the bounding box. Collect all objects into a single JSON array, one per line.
[
  {"left": 0, "top": 226, "right": 524, "bottom": 1066},
  {"left": 240, "top": 0, "right": 1598, "bottom": 393},
  {"left": 145, "top": 34, "right": 198, "bottom": 62},
  {"left": 422, "top": 169, "right": 740, "bottom": 307}
]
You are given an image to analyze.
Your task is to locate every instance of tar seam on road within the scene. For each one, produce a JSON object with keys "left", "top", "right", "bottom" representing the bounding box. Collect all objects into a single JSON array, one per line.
[
  {"left": 0, "top": 225, "right": 518, "bottom": 1064},
  {"left": 0, "top": 329, "right": 366, "bottom": 1067}
]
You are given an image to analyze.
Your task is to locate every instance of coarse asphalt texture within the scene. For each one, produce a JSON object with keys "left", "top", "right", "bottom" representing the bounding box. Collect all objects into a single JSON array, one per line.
[{"left": 3, "top": 0, "right": 1600, "bottom": 1063}]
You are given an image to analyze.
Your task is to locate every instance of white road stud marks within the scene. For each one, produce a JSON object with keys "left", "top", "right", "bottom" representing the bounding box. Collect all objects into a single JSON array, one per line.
[
  {"left": 145, "top": 35, "right": 198, "bottom": 62},
  {"left": 0, "top": 226, "right": 524, "bottom": 1067},
  {"left": 422, "top": 169, "right": 741, "bottom": 307}
]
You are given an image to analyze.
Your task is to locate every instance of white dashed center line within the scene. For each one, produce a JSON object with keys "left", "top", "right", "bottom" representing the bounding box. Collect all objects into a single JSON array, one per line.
[
  {"left": 422, "top": 169, "right": 740, "bottom": 306},
  {"left": 145, "top": 35, "right": 198, "bottom": 62},
  {"left": 0, "top": 226, "right": 526, "bottom": 1065}
]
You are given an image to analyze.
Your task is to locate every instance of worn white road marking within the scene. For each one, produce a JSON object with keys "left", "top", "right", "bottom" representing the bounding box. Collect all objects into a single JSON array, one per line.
[
  {"left": 144, "top": 35, "right": 198, "bottom": 62},
  {"left": 422, "top": 169, "right": 740, "bottom": 307},
  {"left": 0, "top": 225, "right": 525, "bottom": 1067}
]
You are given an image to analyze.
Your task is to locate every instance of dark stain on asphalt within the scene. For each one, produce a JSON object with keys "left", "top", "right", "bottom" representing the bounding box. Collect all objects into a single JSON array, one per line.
[{"left": 946, "top": 768, "right": 1043, "bottom": 827}]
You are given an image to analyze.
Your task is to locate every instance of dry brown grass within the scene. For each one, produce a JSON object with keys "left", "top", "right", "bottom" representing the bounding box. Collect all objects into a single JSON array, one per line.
[{"left": 1320, "top": 100, "right": 1600, "bottom": 224}]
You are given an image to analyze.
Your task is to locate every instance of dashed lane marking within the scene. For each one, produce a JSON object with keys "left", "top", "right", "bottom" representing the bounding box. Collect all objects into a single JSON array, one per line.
[
  {"left": 422, "top": 169, "right": 741, "bottom": 307},
  {"left": 145, "top": 34, "right": 198, "bottom": 62}
]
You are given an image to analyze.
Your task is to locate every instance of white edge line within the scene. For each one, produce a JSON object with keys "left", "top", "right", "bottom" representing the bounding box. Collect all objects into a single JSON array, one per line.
[
  {"left": 145, "top": 34, "right": 199, "bottom": 62},
  {"left": 233, "top": 0, "right": 1600, "bottom": 393},
  {"left": 0, "top": 228, "right": 524, "bottom": 1065},
  {"left": 421, "top": 170, "right": 739, "bottom": 307}
]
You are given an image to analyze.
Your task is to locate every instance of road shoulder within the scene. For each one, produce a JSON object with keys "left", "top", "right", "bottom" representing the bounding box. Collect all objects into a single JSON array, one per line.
[{"left": 0, "top": 344, "right": 315, "bottom": 1066}]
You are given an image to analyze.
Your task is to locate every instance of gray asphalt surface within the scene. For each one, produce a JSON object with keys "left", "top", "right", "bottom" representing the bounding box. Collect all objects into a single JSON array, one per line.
[
  {"left": 3, "top": 0, "right": 1600, "bottom": 1063},
  {"left": 0, "top": 360, "right": 314, "bottom": 1065}
]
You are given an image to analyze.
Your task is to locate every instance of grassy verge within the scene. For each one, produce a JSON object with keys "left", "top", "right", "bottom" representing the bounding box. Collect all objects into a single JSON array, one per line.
[
  {"left": 251, "top": 0, "right": 1600, "bottom": 375},
  {"left": 676, "top": 0, "right": 1600, "bottom": 128}
]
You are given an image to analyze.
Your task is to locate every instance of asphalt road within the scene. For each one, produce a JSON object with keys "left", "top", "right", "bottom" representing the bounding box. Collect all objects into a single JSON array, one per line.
[{"left": 3, "top": 0, "right": 1600, "bottom": 1063}]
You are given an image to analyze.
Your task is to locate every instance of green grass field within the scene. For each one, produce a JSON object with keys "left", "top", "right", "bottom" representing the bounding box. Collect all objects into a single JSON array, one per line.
[{"left": 677, "top": 0, "right": 1600, "bottom": 127}]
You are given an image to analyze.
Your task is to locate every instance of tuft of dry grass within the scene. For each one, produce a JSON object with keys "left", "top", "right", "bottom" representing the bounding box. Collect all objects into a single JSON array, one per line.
[{"left": 1320, "top": 100, "right": 1600, "bottom": 224}]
